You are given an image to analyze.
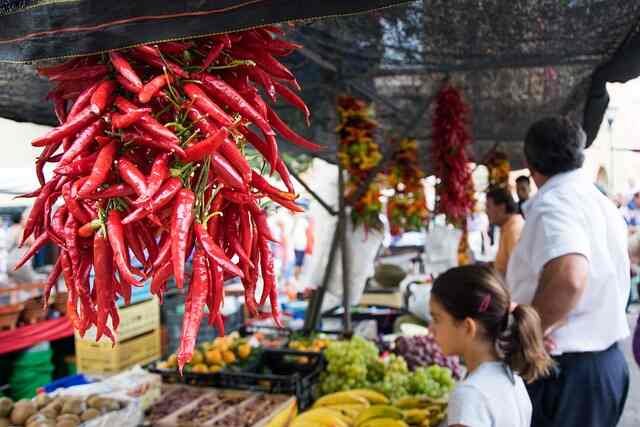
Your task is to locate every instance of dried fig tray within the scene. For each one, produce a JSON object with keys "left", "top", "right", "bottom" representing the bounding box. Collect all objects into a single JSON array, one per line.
[
  {"left": 211, "top": 393, "right": 293, "bottom": 427},
  {"left": 144, "top": 385, "right": 208, "bottom": 424}
]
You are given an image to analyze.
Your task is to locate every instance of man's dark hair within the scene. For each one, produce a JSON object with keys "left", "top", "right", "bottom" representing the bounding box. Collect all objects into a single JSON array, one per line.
[
  {"left": 486, "top": 187, "right": 518, "bottom": 214},
  {"left": 524, "top": 116, "right": 586, "bottom": 176},
  {"left": 515, "top": 175, "right": 530, "bottom": 185}
]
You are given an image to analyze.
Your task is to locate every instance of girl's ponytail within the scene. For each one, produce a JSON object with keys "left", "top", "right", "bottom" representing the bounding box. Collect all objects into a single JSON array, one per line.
[{"left": 500, "top": 304, "right": 554, "bottom": 383}]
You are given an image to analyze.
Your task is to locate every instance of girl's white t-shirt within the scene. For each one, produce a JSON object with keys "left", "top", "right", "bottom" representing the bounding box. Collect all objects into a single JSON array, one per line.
[{"left": 447, "top": 361, "right": 531, "bottom": 427}]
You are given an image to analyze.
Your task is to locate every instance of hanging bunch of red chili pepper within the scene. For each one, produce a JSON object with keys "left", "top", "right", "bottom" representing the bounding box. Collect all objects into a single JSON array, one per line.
[
  {"left": 430, "top": 84, "right": 474, "bottom": 223},
  {"left": 20, "top": 27, "right": 317, "bottom": 372},
  {"left": 386, "top": 138, "right": 428, "bottom": 236},
  {"left": 485, "top": 148, "right": 511, "bottom": 189},
  {"left": 336, "top": 95, "right": 383, "bottom": 230}
]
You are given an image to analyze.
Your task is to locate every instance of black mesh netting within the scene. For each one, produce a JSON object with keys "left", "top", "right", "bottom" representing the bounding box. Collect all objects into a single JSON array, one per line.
[{"left": 1, "top": 0, "right": 640, "bottom": 170}]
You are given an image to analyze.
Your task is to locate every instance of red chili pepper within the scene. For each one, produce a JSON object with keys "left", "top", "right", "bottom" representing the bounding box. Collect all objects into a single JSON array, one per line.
[
  {"left": 153, "top": 233, "right": 171, "bottom": 271},
  {"left": 237, "top": 125, "right": 278, "bottom": 175},
  {"left": 123, "top": 177, "right": 182, "bottom": 224},
  {"left": 94, "top": 230, "right": 116, "bottom": 344},
  {"left": 158, "top": 41, "right": 193, "bottom": 55},
  {"left": 21, "top": 179, "right": 57, "bottom": 246},
  {"left": 78, "top": 140, "right": 118, "bottom": 197},
  {"left": 51, "top": 206, "right": 68, "bottom": 244},
  {"left": 59, "top": 119, "right": 104, "bottom": 165},
  {"left": 136, "top": 221, "right": 159, "bottom": 262},
  {"left": 64, "top": 180, "right": 92, "bottom": 223},
  {"left": 219, "top": 189, "right": 253, "bottom": 205},
  {"left": 183, "top": 127, "right": 228, "bottom": 162},
  {"left": 117, "top": 158, "right": 147, "bottom": 196},
  {"left": 124, "top": 223, "right": 148, "bottom": 268},
  {"left": 67, "top": 81, "right": 100, "bottom": 119},
  {"left": 75, "top": 253, "right": 96, "bottom": 336},
  {"left": 131, "top": 46, "right": 189, "bottom": 78},
  {"left": 55, "top": 152, "right": 98, "bottom": 176},
  {"left": 243, "top": 66, "right": 276, "bottom": 102},
  {"left": 186, "top": 105, "right": 217, "bottom": 135},
  {"left": 111, "top": 108, "right": 152, "bottom": 129},
  {"left": 275, "top": 159, "right": 295, "bottom": 193},
  {"left": 177, "top": 247, "right": 209, "bottom": 371},
  {"left": 267, "top": 106, "right": 321, "bottom": 151},
  {"left": 250, "top": 204, "right": 278, "bottom": 242},
  {"left": 116, "top": 75, "right": 141, "bottom": 94},
  {"left": 171, "top": 189, "right": 196, "bottom": 289},
  {"left": 61, "top": 252, "right": 82, "bottom": 330},
  {"left": 110, "top": 300, "right": 120, "bottom": 330},
  {"left": 106, "top": 210, "right": 145, "bottom": 286},
  {"left": 37, "top": 58, "right": 81, "bottom": 77},
  {"left": 114, "top": 272, "right": 132, "bottom": 306},
  {"left": 194, "top": 222, "right": 244, "bottom": 278},
  {"left": 115, "top": 97, "right": 181, "bottom": 148},
  {"left": 109, "top": 51, "right": 143, "bottom": 91},
  {"left": 151, "top": 261, "right": 172, "bottom": 299},
  {"left": 90, "top": 80, "right": 117, "bottom": 114},
  {"left": 31, "top": 107, "right": 98, "bottom": 147},
  {"left": 195, "top": 72, "right": 275, "bottom": 139},
  {"left": 77, "top": 219, "right": 101, "bottom": 238},
  {"left": 42, "top": 257, "right": 62, "bottom": 310},
  {"left": 49, "top": 64, "right": 109, "bottom": 82},
  {"left": 219, "top": 140, "right": 252, "bottom": 184},
  {"left": 272, "top": 80, "right": 311, "bottom": 126},
  {"left": 183, "top": 83, "right": 234, "bottom": 127},
  {"left": 135, "top": 153, "right": 169, "bottom": 204},
  {"left": 83, "top": 183, "right": 136, "bottom": 200},
  {"left": 269, "top": 285, "right": 283, "bottom": 328},
  {"left": 139, "top": 75, "right": 172, "bottom": 104},
  {"left": 35, "top": 140, "right": 62, "bottom": 186},
  {"left": 122, "top": 130, "right": 187, "bottom": 158},
  {"left": 235, "top": 49, "right": 295, "bottom": 81},
  {"left": 250, "top": 170, "right": 296, "bottom": 201},
  {"left": 13, "top": 232, "right": 49, "bottom": 271},
  {"left": 258, "top": 235, "right": 276, "bottom": 306},
  {"left": 201, "top": 41, "right": 225, "bottom": 69},
  {"left": 64, "top": 215, "right": 80, "bottom": 271},
  {"left": 211, "top": 153, "right": 247, "bottom": 191},
  {"left": 270, "top": 194, "right": 305, "bottom": 213}
]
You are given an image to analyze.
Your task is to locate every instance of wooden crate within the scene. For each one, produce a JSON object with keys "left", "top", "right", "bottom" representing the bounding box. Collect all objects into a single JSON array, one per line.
[
  {"left": 76, "top": 329, "right": 161, "bottom": 375},
  {"left": 78, "top": 298, "right": 160, "bottom": 343}
]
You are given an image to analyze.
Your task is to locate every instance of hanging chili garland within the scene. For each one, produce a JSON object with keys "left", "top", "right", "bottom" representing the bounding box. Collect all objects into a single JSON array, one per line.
[
  {"left": 386, "top": 138, "right": 428, "bottom": 236},
  {"left": 486, "top": 148, "right": 511, "bottom": 189},
  {"left": 19, "top": 28, "right": 316, "bottom": 371},
  {"left": 336, "top": 95, "right": 383, "bottom": 230},
  {"left": 431, "top": 84, "right": 475, "bottom": 224}
]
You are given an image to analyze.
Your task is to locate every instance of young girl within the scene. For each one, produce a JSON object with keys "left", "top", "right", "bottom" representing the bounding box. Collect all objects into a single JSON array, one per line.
[{"left": 429, "top": 265, "right": 552, "bottom": 427}]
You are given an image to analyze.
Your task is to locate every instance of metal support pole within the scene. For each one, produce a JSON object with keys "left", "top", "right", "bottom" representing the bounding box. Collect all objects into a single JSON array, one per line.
[
  {"left": 338, "top": 165, "right": 352, "bottom": 336},
  {"left": 303, "top": 221, "right": 341, "bottom": 332}
]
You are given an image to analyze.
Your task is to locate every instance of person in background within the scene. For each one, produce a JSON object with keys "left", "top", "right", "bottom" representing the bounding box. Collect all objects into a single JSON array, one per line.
[
  {"left": 624, "top": 192, "right": 640, "bottom": 227},
  {"left": 429, "top": 265, "right": 552, "bottom": 427},
  {"left": 485, "top": 187, "right": 524, "bottom": 277},
  {"left": 515, "top": 175, "right": 531, "bottom": 216},
  {"left": 507, "top": 116, "right": 630, "bottom": 427},
  {"left": 291, "top": 200, "right": 311, "bottom": 285}
]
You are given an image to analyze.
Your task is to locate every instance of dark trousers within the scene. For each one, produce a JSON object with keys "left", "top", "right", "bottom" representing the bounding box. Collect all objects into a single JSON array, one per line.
[{"left": 527, "top": 343, "right": 629, "bottom": 427}]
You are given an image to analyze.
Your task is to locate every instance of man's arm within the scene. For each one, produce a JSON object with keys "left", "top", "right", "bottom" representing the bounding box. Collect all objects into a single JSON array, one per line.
[{"left": 531, "top": 253, "right": 589, "bottom": 334}]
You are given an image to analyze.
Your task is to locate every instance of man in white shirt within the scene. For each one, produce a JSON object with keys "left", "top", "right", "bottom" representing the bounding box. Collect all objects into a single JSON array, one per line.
[{"left": 506, "top": 116, "right": 630, "bottom": 427}]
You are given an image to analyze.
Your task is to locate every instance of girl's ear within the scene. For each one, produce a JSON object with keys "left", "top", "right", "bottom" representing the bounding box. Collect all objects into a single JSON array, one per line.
[{"left": 463, "top": 317, "right": 477, "bottom": 339}]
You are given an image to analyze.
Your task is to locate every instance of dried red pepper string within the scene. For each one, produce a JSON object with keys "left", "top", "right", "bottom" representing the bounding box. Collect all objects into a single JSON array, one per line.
[{"left": 22, "top": 30, "right": 315, "bottom": 364}]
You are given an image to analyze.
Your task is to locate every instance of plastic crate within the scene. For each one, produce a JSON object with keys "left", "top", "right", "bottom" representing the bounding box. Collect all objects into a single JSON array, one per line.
[
  {"left": 76, "top": 329, "right": 161, "bottom": 375},
  {"left": 78, "top": 298, "right": 160, "bottom": 343},
  {"left": 148, "top": 349, "right": 324, "bottom": 410},
  {"left": 162, "top": 291, "right": 244, "bottom": 356}
]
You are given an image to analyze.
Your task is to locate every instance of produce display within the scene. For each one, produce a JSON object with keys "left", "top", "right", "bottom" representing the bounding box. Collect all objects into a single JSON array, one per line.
[
  {"left": 319, "top": 337, "right": 455, "bottom": 401},
  {"left": 386, "top": 138, "right": 428, "bottom": 236},
  {"left": 287, "top": 336, "right": 331, "bottom": 364},
  {"left": 145, "top": 387, "right": 207, "bottom": 423},
  {"left": 431, "top": 84, "right": 474, "bottom": 223},
  {"left": 144, "top": 387, "right": 292, "bottom": 427},
  {"left": 394, "top": 336, "right": 463, "bottom": 380},
  {"left": 210, "top": 394, "right": 290, "bottom": 426},
  {"left": 336, "top": 96, "right": 383, "bottom": 230},
  {"left": 176, "top": 392, "right": 250, "bottom": 425},
  {"left": 0, "top": 394, "right": 125, "bottom": 427},
  {"left": 158, "top": 334, "right": 256, "bottom": 374},
  {"left": 289, "top": 389, "right": 447, "bottom": 427},
  {"left": 20, "top": 28, "right": 317, "bottom": 370}
]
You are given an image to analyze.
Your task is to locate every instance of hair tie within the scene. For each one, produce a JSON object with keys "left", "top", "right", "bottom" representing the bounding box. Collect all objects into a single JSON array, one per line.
[{"left": 478, "top": 294, "right": 491, "bottom": 313}]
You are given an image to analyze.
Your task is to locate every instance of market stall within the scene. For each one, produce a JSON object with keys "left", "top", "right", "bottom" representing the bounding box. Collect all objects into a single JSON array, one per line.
[{"left": 2, "top": 1, "right": 640, "bottom": 426}]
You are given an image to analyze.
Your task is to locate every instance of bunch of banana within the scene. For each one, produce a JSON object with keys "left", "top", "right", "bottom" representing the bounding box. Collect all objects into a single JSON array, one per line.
[{"left": 394, "top": 395, "right": 448, "bottom": 426}]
